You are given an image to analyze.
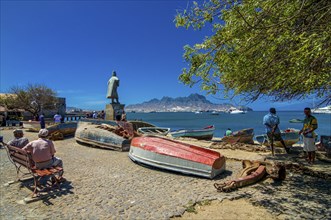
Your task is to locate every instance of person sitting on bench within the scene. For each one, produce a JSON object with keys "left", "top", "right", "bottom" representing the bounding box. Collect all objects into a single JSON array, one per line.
[
  {"left": 23, "top": 129, "right": 65, "bottom": 181},
  {"left": 7, "top": 129, "right": 29, "bottom": 148}
]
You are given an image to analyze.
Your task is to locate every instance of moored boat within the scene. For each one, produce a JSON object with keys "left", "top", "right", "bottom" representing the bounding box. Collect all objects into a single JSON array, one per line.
[
  {"left": 312, "top": 105, "right": 331, "bottom": 114},
  {"left": 129, "top": 136, "right": 226, "bottom": 179},
  {"left": 222, "top": 128, "right": 254, "bottom": 144},
  {"left": 255, "top": 129, "right": 300, "bottom": 147},
  {"left": 170, "top": 125, "right": 215, "bottom": 140},
  {"left": 137, "top": 127, "right": 170, "bottom": 136}
]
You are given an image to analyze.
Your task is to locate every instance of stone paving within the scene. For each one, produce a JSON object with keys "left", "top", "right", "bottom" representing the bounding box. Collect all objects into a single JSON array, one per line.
[{"left": 0, "top": 130, "right": 330, "bottom": 219}]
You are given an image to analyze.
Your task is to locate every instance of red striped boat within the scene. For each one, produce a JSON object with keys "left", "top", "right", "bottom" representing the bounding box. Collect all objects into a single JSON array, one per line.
[{"left": 129, "top": 136, "right": 226, "bottom": 179}]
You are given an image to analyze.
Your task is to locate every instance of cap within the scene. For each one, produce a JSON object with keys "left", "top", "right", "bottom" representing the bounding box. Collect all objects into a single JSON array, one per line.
[
  {"left": 38, "top": 129, "right": 49, "bottom": 138},
  {"left": 13, "top": 129, "right": 23, "bottom": 134}
]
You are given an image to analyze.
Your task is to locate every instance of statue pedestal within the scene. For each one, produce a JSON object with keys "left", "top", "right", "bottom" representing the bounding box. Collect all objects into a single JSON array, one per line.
[{"left": 105, "top": 103, "right": 125, "bottom": 120}]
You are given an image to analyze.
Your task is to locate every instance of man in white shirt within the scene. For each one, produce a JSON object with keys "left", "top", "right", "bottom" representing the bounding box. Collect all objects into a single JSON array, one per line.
[{"left": 53, "top": 112, "right": 62, "bottom": 123}]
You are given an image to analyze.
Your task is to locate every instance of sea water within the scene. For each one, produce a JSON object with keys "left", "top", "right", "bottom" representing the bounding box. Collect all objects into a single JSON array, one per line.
[{"left": 127, "top": 111, "right": 331, "bottom": 138}]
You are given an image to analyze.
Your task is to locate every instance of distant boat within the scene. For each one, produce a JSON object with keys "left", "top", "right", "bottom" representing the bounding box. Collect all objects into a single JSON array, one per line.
[
  {"left": 170, "top": 125, "right": 215, "bottom": 140},
  {"left": 211, "top": 111, "right": 219, "bottom": 115},
  {"left": 255, "top": 129, "right": 300, "bottom": 147},
  {"left": 312, "top": 105, "right": 331, "bottom": 114},
  {"left": 222, "top": 128, "right": 254, "bottom": 144},
  {"left": 129, "top": 136, "right": 226, "bottom": 179},
  {"left": 229, "top": 109, "right": 246, "bottom": 114},
  {"left": 137, "top": 127, "right": 170, "bottom": 136},
  {"left": 289, "top": 118, "right": 304, "bottom": 123},
  {"left": 194, "top": 111, "right": 203, "bottom": 114}
]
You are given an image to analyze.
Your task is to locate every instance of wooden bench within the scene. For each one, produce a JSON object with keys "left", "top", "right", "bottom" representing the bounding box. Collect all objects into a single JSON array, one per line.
[{"left": 3, "top": 144, "right": 63, "bottom": 197}]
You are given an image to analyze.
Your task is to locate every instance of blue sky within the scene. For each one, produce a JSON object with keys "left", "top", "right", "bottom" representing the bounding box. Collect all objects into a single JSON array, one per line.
[{"left": 1, "top": 0, "right": 314, "bottom": 111}]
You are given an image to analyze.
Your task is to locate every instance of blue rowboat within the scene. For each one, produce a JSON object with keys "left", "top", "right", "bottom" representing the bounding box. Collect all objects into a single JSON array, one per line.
[
  {"left": 170, "top": 125, "right": 215, "bottom": 140},
  {"left": 255, "top": 130, "right": 300, "bottom": 147},
  {"left": 137, "top": 127, "right": 170, "bottom": 136}
]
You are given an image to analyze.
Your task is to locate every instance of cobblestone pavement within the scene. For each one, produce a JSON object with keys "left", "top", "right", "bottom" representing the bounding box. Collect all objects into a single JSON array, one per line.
[{"left": 0, "top": 130, "right": 330, "bottom": 219}]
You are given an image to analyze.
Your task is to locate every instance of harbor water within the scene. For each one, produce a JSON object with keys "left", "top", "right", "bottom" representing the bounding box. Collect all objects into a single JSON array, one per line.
[{"left": 127, "top": 111, "right": 331, "bottom": 138}]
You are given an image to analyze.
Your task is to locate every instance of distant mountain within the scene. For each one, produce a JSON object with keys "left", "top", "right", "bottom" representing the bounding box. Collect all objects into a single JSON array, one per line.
[{"left": 126, "top": 93, "right": 253, "bottom": 112}]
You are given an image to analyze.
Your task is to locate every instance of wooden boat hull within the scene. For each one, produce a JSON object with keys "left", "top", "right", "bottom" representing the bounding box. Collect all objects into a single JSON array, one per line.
[
  {"left": 255, "top": 131, "right": 300, "bottom": 147},
  {"left": 75, "top": 120, "right": 130, "bottom": 151},
  {"left": 23, "top": 121, "right": 40, "bottom": 132},
  {"left": 222, "top": 128, "right": 254, "bottom": 144},
  {"left": 129, "top": 136, "right": 226, "bottom": 179},
  {"left": 47, "top": 122, "right": 77, "bottom": 137},
  {"left": 137, "top": 127, "right": 170, "bottom": 136},
  {"left": 222, "top": 135, "right": 254, "bottom": 144},
  {"left": 170, "top": 126, "right": 215, "bottom": 140}
]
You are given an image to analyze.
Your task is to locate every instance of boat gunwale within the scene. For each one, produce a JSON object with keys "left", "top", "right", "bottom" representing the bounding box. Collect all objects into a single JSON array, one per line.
[{"left": 75, "top": 136, "right": 130, "bottom": 151}]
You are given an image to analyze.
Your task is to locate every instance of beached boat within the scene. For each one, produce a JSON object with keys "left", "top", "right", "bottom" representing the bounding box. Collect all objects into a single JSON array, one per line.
[
  {"left": 23, "top": 121, "right": 41, "bottom": 131},
  {"left": 255, "top": 130, "right": 300, "bottom": 147},
  {"left": 74, "top": 119, "right": 132, "bottom": 151},
  {"left": 129, "top": 136, "right": 226, "bottom": 179},
  {"left": 222, "top": 128, "right": 254, "bottom": 144},
  {"left": 47, "top": 122, "right": 77, "bottom": 137},
  {"left": 170, "top": 125, "right": 215, "bottom": 140},
  {"left": 23, "top": 121, "right": 77, "bottom": 137},
  {"left": 137, "top": 127, "right": 170, "bottom": 136}
]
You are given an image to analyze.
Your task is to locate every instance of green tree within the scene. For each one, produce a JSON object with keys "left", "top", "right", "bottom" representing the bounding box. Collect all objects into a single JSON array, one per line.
[
  {"left": 0, "top": 84, "right": 58, "bottom": 118},
  {"left": 175, "top": 0, "right": 331, "bottom": 104}
]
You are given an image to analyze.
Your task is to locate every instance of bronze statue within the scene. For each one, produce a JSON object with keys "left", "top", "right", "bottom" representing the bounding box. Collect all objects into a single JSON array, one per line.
[{"left": 106, "top": 71, "right": 120, "bottom": 104}]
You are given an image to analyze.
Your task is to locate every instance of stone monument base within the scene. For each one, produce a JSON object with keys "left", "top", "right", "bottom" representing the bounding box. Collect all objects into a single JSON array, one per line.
[{"left": 105, "top": 103, "right": 125, "bottom": 121}]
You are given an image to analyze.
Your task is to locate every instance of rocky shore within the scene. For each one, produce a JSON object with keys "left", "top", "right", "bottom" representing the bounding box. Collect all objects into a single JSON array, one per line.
[{"left": 0, "top": 129, "right": 330, "bottom": 219}]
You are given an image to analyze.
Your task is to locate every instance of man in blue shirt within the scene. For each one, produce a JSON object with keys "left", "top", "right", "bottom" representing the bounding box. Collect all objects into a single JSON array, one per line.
[{"left": 263, "top": 108, "right": 289, "bottom": 155}]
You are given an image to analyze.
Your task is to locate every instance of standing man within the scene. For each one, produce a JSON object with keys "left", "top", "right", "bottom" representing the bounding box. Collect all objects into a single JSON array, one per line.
[
  {"left": 53, "top": 112, "right": 62, "bottom": 123},
  {"left": 263, "top": 108, "right": 289, "bottom": 155},
  {"left": 100, "top": 110, "right": 105, "bottom": 119},
  {"left": 299, "top": 107, "right": 318, "bottom": 164},
  {"left": 106, "top": 71, "right": 120, "bottom": 104},
  {"left": 39, "top": 113, "right": 45, "bottom": 129}
]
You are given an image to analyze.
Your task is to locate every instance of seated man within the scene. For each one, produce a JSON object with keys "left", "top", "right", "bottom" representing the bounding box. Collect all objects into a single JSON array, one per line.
[
  {"left": 23, "top": 129, "right": 65, "bottom": 181},
  {"left": 7, "top": 129, "right": 29, "bottom": 148}
]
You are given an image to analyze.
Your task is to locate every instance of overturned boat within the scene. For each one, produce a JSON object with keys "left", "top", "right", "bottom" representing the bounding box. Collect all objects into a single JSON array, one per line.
[
  {"left": 170, "top": 125, "right": 215, "bottom": 140},
  {"left": 129, "top": 136, "right": 226, "bottom": 179},
  {"left": 75, "top": 119, "right": 133, "bottom": 151},
  {"left": 222, "top": 128, "right": 254, "bottom": 144}
]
